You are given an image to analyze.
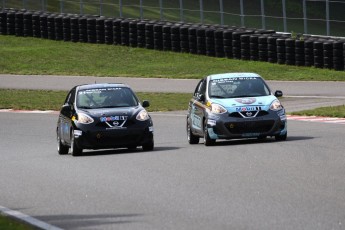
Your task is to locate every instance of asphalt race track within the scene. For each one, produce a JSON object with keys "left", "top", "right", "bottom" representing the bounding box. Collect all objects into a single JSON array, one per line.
[
  {"left": 0, "top": 111, "right": 345, "bottom": 230},
  {"left": 1, "top": 75, "right": 345, "bottom": 230}
]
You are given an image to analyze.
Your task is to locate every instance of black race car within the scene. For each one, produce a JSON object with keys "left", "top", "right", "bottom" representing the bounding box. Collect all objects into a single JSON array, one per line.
[
  {"left": 187, "top": 73, "right": 287, "bottom": 146},
  {"left": 57, "top": 83, "right": 154, "bottom": 156}
]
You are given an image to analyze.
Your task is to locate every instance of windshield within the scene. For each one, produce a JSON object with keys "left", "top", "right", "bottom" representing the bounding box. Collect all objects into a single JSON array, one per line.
[
  {"left": 76, "top": 87, "right": 139, "bottom": 109},
  {"left": 208, "top": 77, "right": 270, "bottom": 98}
]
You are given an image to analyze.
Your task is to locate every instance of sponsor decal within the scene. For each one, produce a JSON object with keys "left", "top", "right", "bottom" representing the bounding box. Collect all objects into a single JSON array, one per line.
[
  {"left": 235, "top": 106, "right": 261, "bottom": 112},
  {"left": 192, "top": 114, "right": 202, "bottom": 129},
  {"left": 100, "top": 116, "right": 128, "bottom": 122},
  {"left": 235, "top": 98, "right": 256, "bottom": 104}
]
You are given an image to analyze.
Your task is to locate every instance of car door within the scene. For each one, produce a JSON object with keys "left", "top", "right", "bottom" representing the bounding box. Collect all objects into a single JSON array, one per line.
[
  {"left": 189, "top": 78, "right": 207, "bottom": 135},
  {"left": 59, "top": 88, "right": 76, "bottom": 143}
]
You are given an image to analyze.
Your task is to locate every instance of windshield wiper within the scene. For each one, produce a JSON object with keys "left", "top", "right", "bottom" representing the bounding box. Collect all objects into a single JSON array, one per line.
[
  {"left": 210, "top": 95, "right": 226, "bottom": 99},
  {"left": 78, "top": 106, "right": 93, "bottom": 109}
]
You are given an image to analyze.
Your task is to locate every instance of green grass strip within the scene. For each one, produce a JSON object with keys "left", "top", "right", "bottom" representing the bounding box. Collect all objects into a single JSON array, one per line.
[
  {"left": 0, "top": 89, "right": 192, "bottom": 112},
  {"left": 290, "top": 105, "right": 345, "bottom": 118},
  {"left": 0, "top": 215, "right": 36, "bottom": 230},
  {"left": 1, "top": 89, "right": 345, "bottom": 117},
  {"left": 1, "top": 35, "right": 345, "bottom": 81}
]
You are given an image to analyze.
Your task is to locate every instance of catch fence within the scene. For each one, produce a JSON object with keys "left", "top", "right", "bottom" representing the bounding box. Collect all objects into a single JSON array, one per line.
[{"left": 2, "top": 0, "right": 345, "bottom": 37}]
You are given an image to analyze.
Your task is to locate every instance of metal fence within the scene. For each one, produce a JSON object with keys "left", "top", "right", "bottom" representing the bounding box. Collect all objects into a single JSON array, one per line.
[{"left": 2, "top": 0, "right": 345, "bottom": 37}]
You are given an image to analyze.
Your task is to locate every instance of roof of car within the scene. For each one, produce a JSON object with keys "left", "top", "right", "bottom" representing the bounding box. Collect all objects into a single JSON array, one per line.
[
  {"left": 208, "top": 73, "right": 261, "bottom": 80},
  {"left": 77, "top": 83, "right": 129, "bottom": 91}
]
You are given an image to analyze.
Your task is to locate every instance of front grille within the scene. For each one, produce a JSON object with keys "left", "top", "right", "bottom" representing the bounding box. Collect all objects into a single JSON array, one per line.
[
  {"left": 225, "top": 120, "right": 275, "bottom": 134},
  {"left": 95, "top": 119, "right": 135, "bottom": 128},
  {"left": 229, "top": 110, "right": 269, "bottom": 118}
]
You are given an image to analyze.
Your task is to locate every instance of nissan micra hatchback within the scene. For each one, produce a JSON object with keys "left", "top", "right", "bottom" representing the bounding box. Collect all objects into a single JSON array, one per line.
[
  {"left": 187, "top": 73, "right": 287, "bottom": 146},
  {"left": 57, "top": 83, "right": 154, "bottom": 156}
]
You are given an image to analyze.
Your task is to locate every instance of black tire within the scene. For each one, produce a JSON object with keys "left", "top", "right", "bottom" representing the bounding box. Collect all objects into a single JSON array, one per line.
[
  {"left": 187, "top": 120, "right": 199, "bottom": 144},
  {"left": 142, "top": 141, "right": 154, "bottom": 151},
  {"left": 71, "top": 132, "right": 82, "bottom": 156},
  {"left": 204, "top": 122, "right": 215, "bottom": 146},
  {"left": 275, "top": 132, "right": 287, "bottom": 141},
  {"left": 57, "top": 130, "right": 69, "bottom": 155}
]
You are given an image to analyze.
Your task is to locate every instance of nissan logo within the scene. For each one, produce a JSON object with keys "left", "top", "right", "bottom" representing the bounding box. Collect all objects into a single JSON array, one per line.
[
  {"left": 246, "top": 112, "right": 253, "bottom": 117},
  {"left": 113, "top": 121, "right": 120, "bottom": 126}
]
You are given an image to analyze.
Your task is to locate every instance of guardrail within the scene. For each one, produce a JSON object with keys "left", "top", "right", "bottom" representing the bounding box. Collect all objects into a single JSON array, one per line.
[{"left": 0, "top": 8, "right": 344, "bottom": 71}]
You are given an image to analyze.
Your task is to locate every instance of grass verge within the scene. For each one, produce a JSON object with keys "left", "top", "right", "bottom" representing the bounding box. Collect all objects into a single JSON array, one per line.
[
  {"left": 0, "top": 89, "right": 192, "bottom": 112},
  {"left": 290, "top": 106, "right": 345, "bottom": 118},
  {"left": 0, "top": 215, "right": 35, "bottom": 230},
  {"left": 1, "top": 89, "right": 345, "bottom": 117},
  {"left": 1, "top": 35, "right": 345, "bottom": 81}
]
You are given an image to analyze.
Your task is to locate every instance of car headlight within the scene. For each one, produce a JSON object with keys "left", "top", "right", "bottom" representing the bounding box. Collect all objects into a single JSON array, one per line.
[
  {"left": 136, "top": 110, "right": 150, "bottom": 121},
  {"left": 76, "top": 113, "right": 94, "bottom": 124},
  {"left": 270, "top": 99, "right": 283, "bottom": 111},
  {"left": 211, "top": 103, "right": 227, "bottom": 114}
]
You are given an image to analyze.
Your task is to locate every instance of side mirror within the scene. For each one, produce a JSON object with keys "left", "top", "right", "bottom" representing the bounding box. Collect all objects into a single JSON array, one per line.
[
  {"left": 197, "top": 94, "right": 205, "bottom": 102},
  {"left": 142, "top": 100, "right": 150, "bottom": 108},
  {"left": 61, "top": 103, "right": 72, "bottom": 114},
  {"left": 274, "top": 90, "right": 283, "bottom": 97}
]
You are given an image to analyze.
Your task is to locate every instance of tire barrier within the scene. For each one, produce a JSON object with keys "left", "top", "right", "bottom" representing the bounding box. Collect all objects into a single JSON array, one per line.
[
  {"left": 162, "top": 23, "right": 172, "bottom": 51},
  {"left": 304, "top": 39, "right": 314, "bottom": 67},
  {"left": 215, "top": 29, "right": 224, "bottom": 58},
  {"left": 249, "top": 35, "right": 259, "bottom": 61},
  {"left": 180, "top": 25, "right": 189, "bottom": 53},
  {"left": 196, "top": 26, "right": 206, "bottom": 55},
  {"left": 240, "top": 33, "right": 250, "bottom": 60},
  {"left": 47, "top": 14, "right": 55, "bottom": 40},
  {"left": 285, "top": 38, "right": 295, "bottom": 65},
  {"left": 54, "top": 15, "right": 63, "bottom": 41},
  {"left": 295, "top": 39, "right": 305, "bottom": 66},
  {"left": 323, "top": 41, "right": 333, "bottom": 69},
  {"left": 313, "top": 40, "right": 324, "bottom": 68},
  {"left": 145, "top": 21, "right": 155, "bottom": 49},
  {"left": 23, "top": 12, "right": 33, "bottom": 37},
  {"left": 333, "top": 40, "right": 344, "bottom": 71},
  {"left": 32, "top": 13, "right": 40, "bottom": 38},
  {"left": 78, "top": 17, "right": 87, "bottom": 43},
  {"left": 258, "top": 35, "right": 268, "bottom": 62},
  {"left": 70, "top": 17, "right": 79, "bottom": 42},
  {"left": 223, "top": 29, "right": 233, "bottom": 58},
  {"left": 112, "top": 18, "right": 121, "bottom": 45},
  {"left": 96, "top": 17, "right": 105, "bottom": 44},
  {"left": 104, "top": 19, "right": 113, "bottom": 45},
  {"left": 171, "top": 24, "right": 181, "bottom": 52},
  {"left": 188, "top": 25, "right": 197, "bottom": 54},
  {"left": 0, "top": 11, "right": 7, "bottom": 35},
  {"left": 267, "top": 36, "right": 278, "bottom": 63},
  {"left": 40, "top": 14, "right": 48, "bottom": 39},
  {"left": 120, "top": 19, "right": 129, "bottom": 46},
  {"left": 153, "top": 22, "right": 163, "bottom": 50},
  {"left": 1, "top": 8, "right": 345, "bottom": 72}
]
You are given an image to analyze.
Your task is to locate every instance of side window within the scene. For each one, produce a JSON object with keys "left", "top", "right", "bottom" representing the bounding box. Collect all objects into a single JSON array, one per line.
[
  {"left": 65, "top": 88, "right": 76, "bottom": 105},
  {"left": 193, "top": 80, "right": 203, "bottom": 97},
  {"left": 194, "top": 79, "right": 206, "bottom": 101}
]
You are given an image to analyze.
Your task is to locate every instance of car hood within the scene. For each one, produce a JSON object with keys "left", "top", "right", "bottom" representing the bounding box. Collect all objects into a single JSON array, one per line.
[{"left": 210, "top": 95, "right": 277, "bottom": 112}]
